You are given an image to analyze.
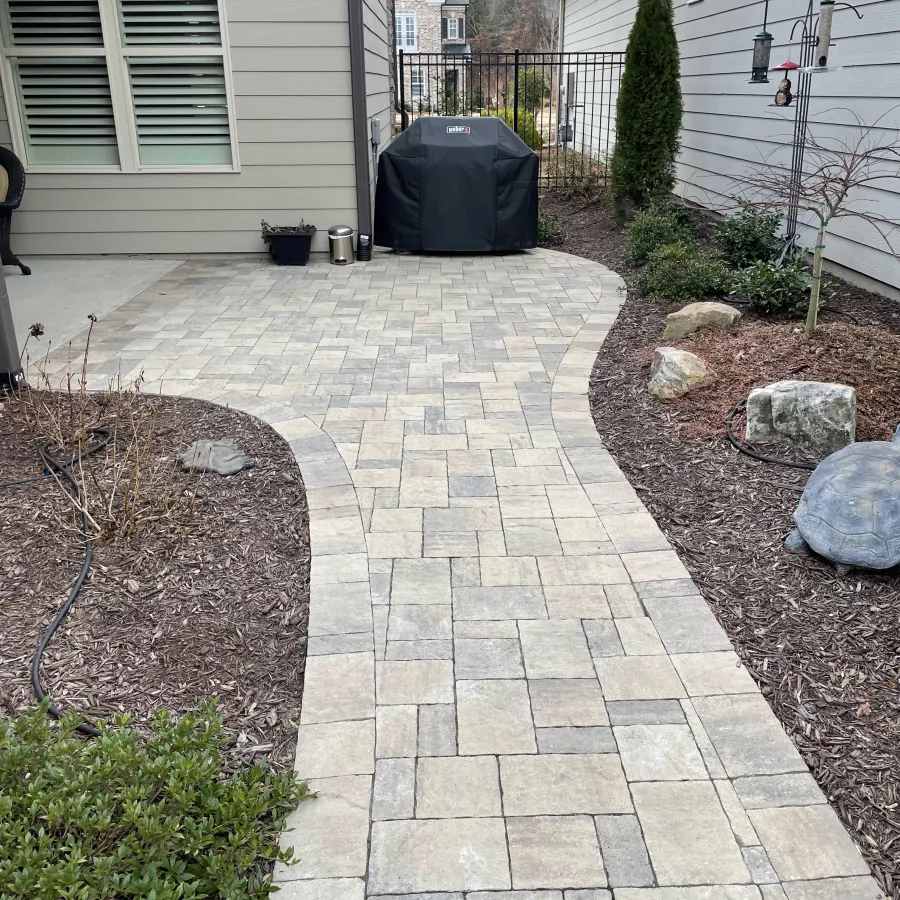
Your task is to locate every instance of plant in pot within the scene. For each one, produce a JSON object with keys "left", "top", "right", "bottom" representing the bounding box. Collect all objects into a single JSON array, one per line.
[{"left": 261, "top": 219, "right": 316, "bottom": 266}]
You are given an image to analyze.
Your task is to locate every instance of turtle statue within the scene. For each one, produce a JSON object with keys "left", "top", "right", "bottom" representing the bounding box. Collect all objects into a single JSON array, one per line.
[{"left": 786, "top": 426, "right": 900, "bottom": 573}]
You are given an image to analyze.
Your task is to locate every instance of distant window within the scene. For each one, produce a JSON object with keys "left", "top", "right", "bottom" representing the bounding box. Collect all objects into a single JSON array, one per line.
[
  {"left": 446, "top": 18, "right": 459, "bottom": 39},
  {"left": 411, "top": 67, "right": 424, "bottom": 100},
  {"left": 396, "top": 10, "right": 416, "bottom": 50}
]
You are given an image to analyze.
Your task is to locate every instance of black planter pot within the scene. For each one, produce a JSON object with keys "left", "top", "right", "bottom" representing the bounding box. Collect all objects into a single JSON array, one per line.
[{"left": 267, "top": 229, "right": 315, "bottom": 265}]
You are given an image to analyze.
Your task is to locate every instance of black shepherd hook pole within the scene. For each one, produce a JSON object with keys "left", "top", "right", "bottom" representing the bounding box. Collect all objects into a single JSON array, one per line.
[{"left": 783, "top": 0, "right": 862, "bottom": 247}]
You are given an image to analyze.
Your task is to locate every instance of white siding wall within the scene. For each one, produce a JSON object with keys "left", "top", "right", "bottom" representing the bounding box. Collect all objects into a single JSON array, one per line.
[
  {"left": 0, "top": 0, "right": 371, "bottom": 255},
  {"left": 563, "top": 0, "right": 900, "bottom": 292}
]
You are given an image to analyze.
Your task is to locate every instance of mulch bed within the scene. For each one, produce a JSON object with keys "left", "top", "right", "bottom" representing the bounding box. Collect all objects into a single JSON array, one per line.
[
  {"left": 539, "top": 191, "right": 900, "bottom": 897},
  {"left": 0, "top": 393, "right": 310, "bottom": 771}
]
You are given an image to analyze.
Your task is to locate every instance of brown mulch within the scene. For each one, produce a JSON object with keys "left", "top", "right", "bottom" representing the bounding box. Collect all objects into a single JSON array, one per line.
[
  {"left": 0, "top": 393, "right": 310, "bottom": 771},
  {"left": 671, "top": 322, "right": 900, "bottom": 442}
]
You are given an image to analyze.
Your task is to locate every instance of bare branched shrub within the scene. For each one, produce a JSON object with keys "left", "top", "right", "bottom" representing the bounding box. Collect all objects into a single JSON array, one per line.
[
  {"left": 544, "top": 149, "right": 609, "bottom": 201},
  {"left": 734, "top": 108, "right": 900, "bottom": 333},
  {"left": 12, "top": 318, "right": 196, "bottom": 542}
]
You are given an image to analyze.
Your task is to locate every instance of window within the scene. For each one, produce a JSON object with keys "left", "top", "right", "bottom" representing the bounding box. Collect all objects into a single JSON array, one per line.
[
  {"left": 0, "top": 0, "right": 238, "bottom": 171},
  {"left": 410, "top": 67, "right": 424, "bottom": 100},
  {"left": 446, "top": 17, "right": 458, "bottom": 39},
  {"left": 395, "top": 10, "right": 416, "bottom": 51}
]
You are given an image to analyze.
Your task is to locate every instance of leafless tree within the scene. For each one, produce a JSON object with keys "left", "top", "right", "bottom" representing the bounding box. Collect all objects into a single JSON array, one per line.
[{"left": 736, "top": 108, "right": 900, "bottom": 333}]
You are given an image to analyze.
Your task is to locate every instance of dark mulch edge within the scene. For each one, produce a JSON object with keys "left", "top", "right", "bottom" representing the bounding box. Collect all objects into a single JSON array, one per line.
[
  {"left": 0, "top": 393, "right": 310, "bottom": 772},
  {"left": 542, "top": 192, "right": 900, "bottom": 897}
]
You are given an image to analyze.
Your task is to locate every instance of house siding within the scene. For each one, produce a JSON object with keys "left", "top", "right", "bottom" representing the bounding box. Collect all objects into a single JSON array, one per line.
[
  {"left": 0, "top": 0, "right": 375, "bottom": 256},
  {"left": 563, "top": 0, "right": 900, "bottom": 292}
]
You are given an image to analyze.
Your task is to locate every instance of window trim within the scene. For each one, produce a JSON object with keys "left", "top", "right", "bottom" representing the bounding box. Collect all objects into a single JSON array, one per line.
[
  {"left": 395, "top": 10, "right": 417, "bottom": 51},
  {"left": 0, "top": 0, "right": 241, "bottom": 173},
  {"left": 410, "top": 66, "right": 424, "bottom": 100},
  {"left": 446, "top": 17, "right": 459, "bottom": 39}
]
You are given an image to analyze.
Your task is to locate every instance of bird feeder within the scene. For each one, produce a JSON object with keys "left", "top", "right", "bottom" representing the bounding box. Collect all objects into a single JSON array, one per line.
[
  {"left": 772, "top": 60, "right": 800, "bottom": 107},
  {"left": 750, "top": 29, "right": 774, "bottom": 83}
]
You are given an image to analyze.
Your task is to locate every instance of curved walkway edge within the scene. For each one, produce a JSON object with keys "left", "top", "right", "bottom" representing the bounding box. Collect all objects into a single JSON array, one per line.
[{"left": 44, "top": 251, "right": 883, "bottom": 900}]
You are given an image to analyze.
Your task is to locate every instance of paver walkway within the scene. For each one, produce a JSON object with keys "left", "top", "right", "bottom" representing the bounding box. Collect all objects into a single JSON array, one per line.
[{"left": 45, "top": 250, "right": 882, "bottom": 900}]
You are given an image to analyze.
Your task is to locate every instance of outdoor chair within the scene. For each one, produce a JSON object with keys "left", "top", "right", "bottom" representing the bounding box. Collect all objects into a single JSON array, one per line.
[{"left": 0, "top": 146, "right": 31, "bottom": 275}]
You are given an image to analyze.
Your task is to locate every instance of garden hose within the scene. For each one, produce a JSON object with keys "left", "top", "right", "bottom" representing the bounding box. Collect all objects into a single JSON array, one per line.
[
  {"left": 2, "top": 428, "right": 112, "bottom": 737},
  {"left": 725, "top": 401, "right": 818, "bottom": 472}
]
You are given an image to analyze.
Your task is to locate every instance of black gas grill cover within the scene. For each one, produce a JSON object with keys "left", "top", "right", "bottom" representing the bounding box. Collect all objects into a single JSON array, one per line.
[{"left": 374, "top": 116, "right": 539, "bottom": 253}]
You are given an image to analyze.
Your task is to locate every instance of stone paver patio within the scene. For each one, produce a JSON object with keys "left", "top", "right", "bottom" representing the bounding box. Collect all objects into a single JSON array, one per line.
[{"left": 43, "top": 250, "right": 883, "bottom": 900}]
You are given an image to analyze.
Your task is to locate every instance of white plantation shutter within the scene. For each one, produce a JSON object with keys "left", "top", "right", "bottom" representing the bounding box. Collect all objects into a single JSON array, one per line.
[
  {"left": 118, "top": 0, "right": 220, "bottom": 45},
  {"left": 6, "top": 0, "right": 103, "bottom": 45},
  {"left": 128, "top": 56, "right": 231, "bottom": 164},
  {"left": 0, "top": 0, "right": 235, "bottom": 169},
  {"left": 13, "top": 57, "right": 118, "bottom": 164}
]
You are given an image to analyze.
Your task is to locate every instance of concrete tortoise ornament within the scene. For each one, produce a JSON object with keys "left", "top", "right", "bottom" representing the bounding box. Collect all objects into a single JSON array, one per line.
[{"left": 786, "top": 426, "right": 900, "bottom": 573}]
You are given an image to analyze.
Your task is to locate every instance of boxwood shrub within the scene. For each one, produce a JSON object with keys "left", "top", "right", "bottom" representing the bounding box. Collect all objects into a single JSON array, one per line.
[{"left": 0, "top": 704, "right": 310, "bottom": 900}]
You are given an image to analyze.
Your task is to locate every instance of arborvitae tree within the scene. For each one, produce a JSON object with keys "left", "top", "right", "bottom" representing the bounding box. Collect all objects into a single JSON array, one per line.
[{"left": 611, "top": 0, "right": 683, "bottom": 211}]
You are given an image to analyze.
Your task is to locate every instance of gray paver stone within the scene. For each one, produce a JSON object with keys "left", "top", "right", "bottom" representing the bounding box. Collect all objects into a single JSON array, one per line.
[{"left": 594, "top": 815, "right": 654, "bottom": 887}]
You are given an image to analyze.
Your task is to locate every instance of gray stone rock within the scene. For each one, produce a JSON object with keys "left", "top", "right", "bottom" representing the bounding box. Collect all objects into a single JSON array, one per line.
[
  {"left": 647, "top": 347, "right": 715, "bottom": 400},
  {"left": 178, "top": 438, "right": 256, "bottom": 476},
  {"left": 663, "top": 301, "right": 742, "bottom": 341},
  {"left": 746, "top": 380, "right": 856, "bottom": 456}
]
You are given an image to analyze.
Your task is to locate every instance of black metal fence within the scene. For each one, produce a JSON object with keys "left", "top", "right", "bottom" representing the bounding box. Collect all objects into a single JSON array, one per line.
[{"left": 397, "top": 50, "right": 625, "bottom": 192}]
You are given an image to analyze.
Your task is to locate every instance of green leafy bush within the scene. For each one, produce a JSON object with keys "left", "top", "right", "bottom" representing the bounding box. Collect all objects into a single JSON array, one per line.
[
  {"left": 0, "top": 704, "right": 311, "bottom": 900},
  {"left": 517, "top": 68, "right": 551, "bottom": 112},
  {"left": 717, "top": 204, "right": 781, "bottom": 268},
  {"left": 537, "top": 213, "right": 564, "bottom": 247},
  {"left": 731, "top": 256, "right": 833, "bottom": 316},
  {"left": 635, "top": 240, "right": 732, "bottom": 303},
  {"left": 625, "top": 206, "right": 693, "bottom": 265},
  {"left": 490, "top": 108, "right": 542, "bottom": 150}
]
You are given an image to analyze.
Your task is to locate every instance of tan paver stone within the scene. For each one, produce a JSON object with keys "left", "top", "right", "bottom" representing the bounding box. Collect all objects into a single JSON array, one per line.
[
  {"left": 500, "top": 754, "right": 632, "bottom": 815},
  {"left": 457, "top": 679, "right": 536, "bottom": 755},
  {"left": 276, "top": 775, "right": 371, "bottom": 879},
  {"left": 507, "top": 816, "right": 607, "bottom": 889},
  {"left": 300, "top": 653, "right": 375, "bottom": 724},
  {"left": 614, "top": 724, "right": 708, "bottom": 781},
  {"left": 672, "top": 651, "right": 759, "bottom": 696},
  {"left": 377, "top": 660, "right": 454, "bottom": 705},
  {"left": 294, "top": 720, "right": 374, "bottom": 779},
  {"left": 595, "top": 656, "right": 686, "bottom": 701},
  {"left": 368, "top": 818, "right": 511, "bottom": 893},
  {"left": 376, "top": 705, "right": 417, "bottom": 758},
  {"left": 748, "top": 806, "right": 871, "bottom": 881},
  {"left": 416, "top": 756, "right": 502, "bottom": 818},
  {"left": 519, "top": 620, "right": 595, "bottom": 678},
  {"left": 529, "top": 679, "right": 609, "bottom": 727},
  {"left": 631, "top": 780, "right": 751, "bottom": 885}
]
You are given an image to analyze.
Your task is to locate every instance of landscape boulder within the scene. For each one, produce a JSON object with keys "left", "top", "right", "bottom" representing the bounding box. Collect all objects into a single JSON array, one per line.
[
  {"left": 746, "top": 380, "right": 856, "bottom": 456},
  {"left": 662, "top": 301, "right": 742, "bottom": 341},
  {"left": 179, "top": 438, "right": 256, "bottom": 476},
  {"left": 648, "top": 347, "right": 715, "bottom": 400}
]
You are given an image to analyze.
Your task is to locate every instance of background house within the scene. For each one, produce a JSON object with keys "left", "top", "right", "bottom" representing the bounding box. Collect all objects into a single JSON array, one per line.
[
  {"left": 397, "top": 0, "right": 470, "bottom": 111},
  {"left": 0, "top": 0, "right": 394, "bottom": 256},
  {"left": 560, "top": 0, "right": 900, "bottom": 294}
]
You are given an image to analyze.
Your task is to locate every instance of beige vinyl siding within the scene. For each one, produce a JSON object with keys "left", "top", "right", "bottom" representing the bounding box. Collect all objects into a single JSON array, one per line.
[
  {"left": 363, "top": 0, "right": 394, "bottom": 220},
  {"left": 563, "top": 0, "right": 900, "bottom": 292},
  {"left": 0, "top": 0, "right": 359, "bottom": 255}
]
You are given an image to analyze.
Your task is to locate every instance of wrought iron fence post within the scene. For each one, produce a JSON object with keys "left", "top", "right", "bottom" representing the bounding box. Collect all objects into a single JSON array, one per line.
[
  {"left": 399, "top": 49, "right": 407, "bottom": 131},
  {"left": 513, "top": 49, "right": 520, "bottom": 133}
]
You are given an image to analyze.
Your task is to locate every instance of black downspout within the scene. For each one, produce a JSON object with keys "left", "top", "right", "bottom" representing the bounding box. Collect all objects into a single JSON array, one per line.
[{"left": 348, "top": 0, "right": 373, "bottom": 236}]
